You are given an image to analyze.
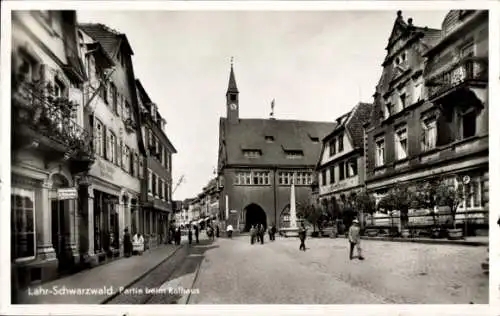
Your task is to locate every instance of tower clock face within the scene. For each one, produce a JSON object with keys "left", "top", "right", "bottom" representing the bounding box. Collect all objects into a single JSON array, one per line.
[{"left": 230, "top": 103, "right": 238, "bottom": 110}]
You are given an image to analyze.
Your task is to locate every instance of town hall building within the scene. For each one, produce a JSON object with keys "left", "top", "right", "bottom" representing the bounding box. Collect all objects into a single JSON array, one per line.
[{"left": 217, "top": 63, "right": 335, "bottom": 232}]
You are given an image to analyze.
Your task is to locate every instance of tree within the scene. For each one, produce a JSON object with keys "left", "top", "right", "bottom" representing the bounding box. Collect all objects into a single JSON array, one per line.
[
  {"left": 352, "top": 189, "right": 376, "bottom": 228},
  {"left": 304, "top": 204, "right": 323, "bottom": 232},
  {"left": 378, "top": 185, "right": 416, "bottom": 229},
  {"left": 413, "top": 180, "right": 440, "bottom": 227},
  {"left": 434, "top": 180, "right": 464, "bottom": 229}
]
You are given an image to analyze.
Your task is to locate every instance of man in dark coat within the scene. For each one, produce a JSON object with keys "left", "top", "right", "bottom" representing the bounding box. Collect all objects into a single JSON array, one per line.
[
  {"left": 123, "top": 228, "right": 132, "bottom": 257},
  {"left": 259, "top": 224, "right": 265, "bottom": 244},
  {"left": 194, "top": 225, "right": 199, "bottom": 244},
  {"left": 216, "top": 225, "right": 220, "bottom": 238},
  {"left": 188, "top": 228, "right": 193, "bottom": 245},
  {"left": 250, "top": 225, "right": 257, "bottom": 245},
  {"left": 271, "top": 224, "right": 277, "bottom": 241},
  {"left": 298, "top": 223, "right": 307, "bottom": 251}
]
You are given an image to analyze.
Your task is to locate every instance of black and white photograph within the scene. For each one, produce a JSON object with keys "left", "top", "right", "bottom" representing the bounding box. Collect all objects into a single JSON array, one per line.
[{"left": 0, "top": 1, "right": 496, "bottom": 315}]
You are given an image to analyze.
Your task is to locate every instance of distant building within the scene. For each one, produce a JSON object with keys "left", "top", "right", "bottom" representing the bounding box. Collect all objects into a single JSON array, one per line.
[
  {"left": 136, "top": 79, "right": 177, "bottom": 247},
  {"left": 316, "top": 102, "right": 372, "bottom": 216},
  {"left": 364, "top": 11, "right": 488, "bottom": 225},
  {"left": 217, "top": 63, "right": 335, "bottom": 232}
]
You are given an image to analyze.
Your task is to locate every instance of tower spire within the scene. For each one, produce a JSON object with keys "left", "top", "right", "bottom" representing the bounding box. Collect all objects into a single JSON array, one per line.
[{"left": 227, "top": 56, "right": 238, "bottom": 95}]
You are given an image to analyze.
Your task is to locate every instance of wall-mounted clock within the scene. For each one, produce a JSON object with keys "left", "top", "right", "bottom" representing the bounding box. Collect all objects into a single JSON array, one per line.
[{"left": 230, "top": 103, "right": 238, "bottom": 110}]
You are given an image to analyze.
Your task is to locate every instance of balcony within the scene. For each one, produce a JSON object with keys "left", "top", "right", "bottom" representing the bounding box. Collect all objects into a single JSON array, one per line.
[
  {"left": 124, "top": 118, "right": 137, "bottom": 133},
  {"left": 12, "top": 80, "right": 94, "bottom": 173},
  {"left": 426, "top": 57, "right": 488, "bottom": 101}
]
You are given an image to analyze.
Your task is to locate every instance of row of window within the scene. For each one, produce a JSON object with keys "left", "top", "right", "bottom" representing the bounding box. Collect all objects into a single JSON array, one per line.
[
  {"left": 93, "top": 117, "right": 144, "bottom": 179},
  {"left": 147, "top": 169, "right": 171, "bottom": 201},
  {"left": 320, "top": 159, "right": 358, "bottom": 186},
  {"left": 241, "top": 149, "right": 305, "bottom": 159},
  {"left": 374, "top": 110, "right": 477, "bottom": 167},
  {"left": 234, "top": 171, "right": 313, "bottom": 186},
  {"left": 383, "top": 77, "right": 424, "bottom": 119},
  {"left": 328, "top": 132, "right": 344, "bottom": 157},
  {"left": 146, "top": 127, "right": 171, "bottom": 169}
]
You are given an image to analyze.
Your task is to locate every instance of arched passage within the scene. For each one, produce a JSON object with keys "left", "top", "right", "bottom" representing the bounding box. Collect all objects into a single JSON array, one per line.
[{"left": 243, "top": 204, "right": 267, "bottom": 232}]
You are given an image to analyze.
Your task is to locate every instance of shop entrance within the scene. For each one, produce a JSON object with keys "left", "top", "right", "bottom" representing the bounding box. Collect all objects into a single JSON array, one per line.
[{"left": 50, "top": 174, "right": 69, "bottom": 270}]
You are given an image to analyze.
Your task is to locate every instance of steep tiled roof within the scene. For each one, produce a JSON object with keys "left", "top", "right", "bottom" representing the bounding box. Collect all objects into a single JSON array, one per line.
[
  {"left": 79, "top": 23, "right": 134, "bottom": 58},
  {"left": 220, "top": 118, "right": 335, "bottom": 167},
  {"left": 227, "top": 64, "right": 238, "bottom": 94},
  {"left": 345, "top": 102, "right": 373, "bottom": 149},
  {"left": 323, "top": 102, "right": 372, "bottom": 149}
]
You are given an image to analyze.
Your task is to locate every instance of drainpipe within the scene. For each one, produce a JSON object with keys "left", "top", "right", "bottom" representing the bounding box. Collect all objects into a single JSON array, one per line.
[{"left": 273, "top": 166, "right": 278, "bottom": 228}]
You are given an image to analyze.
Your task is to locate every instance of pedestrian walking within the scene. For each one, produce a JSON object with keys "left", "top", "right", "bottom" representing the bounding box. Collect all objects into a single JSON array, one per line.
[
  {"left": 226, "top": 224, "right": 234, "bottom": 239},
  {"left": 348, "top": 219, "right": 364, "bottom": 260},
  {"left": 188, "top": 228, "right": 193, "bottom": 245},
  {"left": 271, "top": 224, "right": 277, "bottom": 241},
  {"left": 250, "top": 225, "right": 256, "bottom": 244},
  {"left": 259, "top": 224, "right": 265, "bottom": 244},
  {"left": 216, "top": 225, "right": 220, "bottom": 238},
  {"left": 194, "top": 225, "right": 199, "bottom": 244},
  {"left": 175, "top": 227, "right": 182, "bottom": 245},
  {"left": 298, "top": 223, "right": 307, "bottom": 251},
  {"left": 123, "top": 228, "right": 132, "bottom": 257}
]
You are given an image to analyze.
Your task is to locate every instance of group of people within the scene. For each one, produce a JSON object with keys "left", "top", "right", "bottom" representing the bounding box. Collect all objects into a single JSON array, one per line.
[
  {"left": 249, "top": 223, "right": 277, "bottom": 245},
  {"left": 122, "top": 227, "right": 146, "bottom": 257}
]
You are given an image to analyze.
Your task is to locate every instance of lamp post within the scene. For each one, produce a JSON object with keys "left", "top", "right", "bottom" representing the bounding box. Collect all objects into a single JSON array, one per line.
[{"left": 463, "top": 175, "right": 470, "bottom": 240}]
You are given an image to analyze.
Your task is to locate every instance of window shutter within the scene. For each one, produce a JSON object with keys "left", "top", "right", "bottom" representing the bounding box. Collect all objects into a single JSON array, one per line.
[
  {"left": 118, "top": 140, "right": 123, "bottom": 167},
  {"left": 103, "top": 126, "right": 108, "bottom": 159}
]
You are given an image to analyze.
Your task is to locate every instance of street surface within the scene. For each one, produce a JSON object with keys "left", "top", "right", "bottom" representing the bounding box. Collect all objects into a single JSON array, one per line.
[
  {"left": 107, "top": 234, "right": 488, "bottom": 304},
  {"left": 189, "top": 236, "right": 488, "bottom": 304}
]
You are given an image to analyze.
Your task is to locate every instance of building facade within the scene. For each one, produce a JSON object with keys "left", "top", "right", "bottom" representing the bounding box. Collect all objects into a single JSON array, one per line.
[
  {"left": 364, "top": 11, "right": 488, "bottom": 228},
  {"left": 78, "top": 23, "right": 147, "bottom": 263},
  {"left": 317, "top": 102, "right": 372, "bottom": 216},
  {"left": 11, "top": 10, "right": 90, "bottom": 288},
  {"left": 217, "top": 64, "right": 335, "bottom": 232},
  {"left": 136, "top": 79, "right": 177, "bottom": 247}
]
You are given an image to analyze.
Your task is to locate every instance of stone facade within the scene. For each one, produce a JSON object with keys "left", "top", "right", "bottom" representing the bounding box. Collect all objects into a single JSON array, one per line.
[
  {"left": 11, "top": 10, "right": 90, "bottom": 291},
  {"left": 364, "top": 11, "right": 488, "bottom": 226}
]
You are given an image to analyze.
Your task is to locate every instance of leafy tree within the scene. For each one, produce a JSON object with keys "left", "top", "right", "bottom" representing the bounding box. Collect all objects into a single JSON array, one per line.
[
  {"left": 352, "top": 189, "right": 376, "bottom": 227},
  {"left": 304, "top": 204, "right": 323, "bottom": 232},
  {"left": 378, "top": 185, "right": 416, "bottom": 229},
  {"left": 434, "top": 179, "right": 464, "bottom": 229},
  {"left": 413, "top": 180, "right": 440, "bottom": 227}
]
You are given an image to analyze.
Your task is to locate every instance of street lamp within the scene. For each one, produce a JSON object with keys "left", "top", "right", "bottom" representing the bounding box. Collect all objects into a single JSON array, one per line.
[{"left": 463, "top": 175, "right": 470, "bottom": 240}]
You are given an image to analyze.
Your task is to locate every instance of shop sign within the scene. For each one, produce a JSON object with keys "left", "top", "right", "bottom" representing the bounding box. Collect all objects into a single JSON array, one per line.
[
  {"left": 98, "top": 160, "right": 115, "bottom": 180},
  {"left": 230, "top": 210, "right": 237, "bottom": 214},
  {"left": 57, "top": 187, "right": 78, "bottom": 200}
]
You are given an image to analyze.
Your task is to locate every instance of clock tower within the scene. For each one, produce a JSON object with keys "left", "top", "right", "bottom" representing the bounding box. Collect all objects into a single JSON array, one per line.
[{"left": 226, "top": 58, "right": 239, "bottom": 124}]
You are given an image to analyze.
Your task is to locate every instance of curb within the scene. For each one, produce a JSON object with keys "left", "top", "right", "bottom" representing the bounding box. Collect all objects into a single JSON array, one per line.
[
  {"left": 182, "top": 254, "right": 204, "bottom": 305},
  {"left": 355, "top": 236, "right": 488, "bottom": 247},
  {"left": 101, "top": 245, "right": 184, "bottom": 304}
]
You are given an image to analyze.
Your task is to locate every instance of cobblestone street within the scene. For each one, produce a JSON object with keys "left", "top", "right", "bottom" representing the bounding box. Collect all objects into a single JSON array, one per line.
[{"left": 188, "top": 236, "right": 488, "bottom": 304}]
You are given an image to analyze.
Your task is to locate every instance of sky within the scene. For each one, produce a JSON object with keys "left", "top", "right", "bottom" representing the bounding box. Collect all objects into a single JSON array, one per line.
[{"left": 76, "top": 9, "right": 448, "bottom": 201}]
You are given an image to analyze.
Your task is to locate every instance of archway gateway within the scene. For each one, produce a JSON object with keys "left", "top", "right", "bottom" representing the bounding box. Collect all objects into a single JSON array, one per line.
[{"left": 243, "top": 204, "right": 267, "bottom": 232}]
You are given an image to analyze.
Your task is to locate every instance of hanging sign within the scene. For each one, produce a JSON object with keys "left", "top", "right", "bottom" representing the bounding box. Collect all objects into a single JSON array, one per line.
[
  {"left": 230, "top": 209, "right": 237, "bottom": 214},
  {"left": 57, "top": 187, "right": 78, "bottom": 200}
]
